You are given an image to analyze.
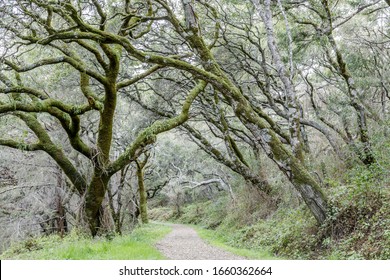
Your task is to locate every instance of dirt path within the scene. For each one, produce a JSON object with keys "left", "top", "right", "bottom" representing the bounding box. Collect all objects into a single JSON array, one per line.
[{"left": 155, "top": 224, "right": 245, "bottom": 260}]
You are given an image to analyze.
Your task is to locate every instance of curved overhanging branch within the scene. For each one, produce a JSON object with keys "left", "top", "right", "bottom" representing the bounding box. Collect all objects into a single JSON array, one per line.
[
  {"left": 108, "top": 80, "right": 207, "bottom": 175},
  {"left": 0, "top": 86, "right": 49, "bottom": 100},
  {"left": 0, "top": 138, "right": 42, "bottom": 151}
]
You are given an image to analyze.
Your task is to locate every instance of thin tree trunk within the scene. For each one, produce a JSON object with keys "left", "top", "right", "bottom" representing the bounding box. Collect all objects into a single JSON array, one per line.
[
  {"left": 55, "top": 168, "right": 68, "bottom": 237},
  {"left": 320, "top": 0, "right": 375, "bottom": 165},
  {"left": 256, "top": 0, "right": 305, "bottom": 163},
  {"left": 136, "top": 155, "right": 150, "bottom": 224}
]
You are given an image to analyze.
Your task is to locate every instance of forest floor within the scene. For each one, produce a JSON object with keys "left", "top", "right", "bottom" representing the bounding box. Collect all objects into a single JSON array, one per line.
[{"left": 155, "top": 223, "right": 245, "bottom": 260}]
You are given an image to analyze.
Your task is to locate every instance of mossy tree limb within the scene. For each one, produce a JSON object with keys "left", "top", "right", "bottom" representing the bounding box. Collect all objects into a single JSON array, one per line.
[
  {"left": 12, "top": 112, "right": 88, "bottom": 195},
  {"left": 108, "top": 81, "right": 207, "bottom": 175}
]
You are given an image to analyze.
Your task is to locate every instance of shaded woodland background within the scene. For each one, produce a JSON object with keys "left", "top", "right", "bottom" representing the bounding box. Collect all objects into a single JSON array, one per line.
[{"left": 0, "top": 0, "right": 389, "bottom": 259}]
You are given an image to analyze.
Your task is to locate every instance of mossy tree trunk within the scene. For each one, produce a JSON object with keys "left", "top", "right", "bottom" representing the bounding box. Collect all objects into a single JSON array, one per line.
[
  {"left": 83, "top": 43, "right": 120, "bottom": 236},
  {"left": 315, "top": 0, "right": 375, "bottom": 166},
  {"left": 85, "top": 173, "right": 111, "bottom": 236}
]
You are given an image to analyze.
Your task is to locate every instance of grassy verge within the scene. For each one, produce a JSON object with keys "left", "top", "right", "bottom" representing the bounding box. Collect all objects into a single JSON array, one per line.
[
  {"left": 193, "top": 226, "right": 280, "bottom": 260},
  {"left": 1, "top": 223, "right": 171, "bottom": 260}
]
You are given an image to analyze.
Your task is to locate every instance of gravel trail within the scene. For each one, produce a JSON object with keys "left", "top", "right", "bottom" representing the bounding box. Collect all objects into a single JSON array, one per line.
[{"left": 155, "top": 224, "right": 245, "bottom": 260}]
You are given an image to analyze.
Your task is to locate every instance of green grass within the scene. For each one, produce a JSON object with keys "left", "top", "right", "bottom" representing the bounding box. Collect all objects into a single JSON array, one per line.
[
  {"left": 1, "top": 223, "right": 171, "bottom": 260},
  {"left": 193, "top": 226, "right": 280, "bottom": 260}
]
